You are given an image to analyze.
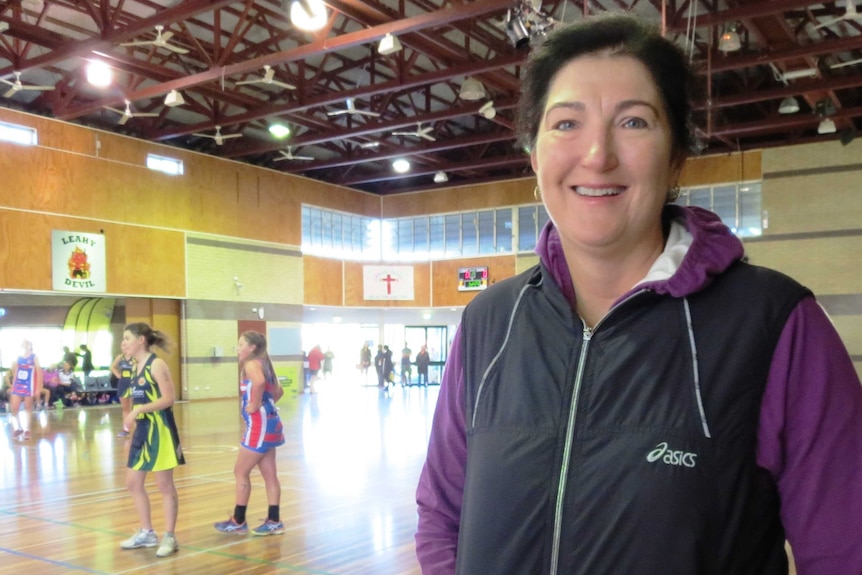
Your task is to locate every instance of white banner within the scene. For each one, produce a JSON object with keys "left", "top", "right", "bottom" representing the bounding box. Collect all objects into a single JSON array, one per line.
[
  {"left": 363, "top": 265, "right": 414, "bottom": 300},
  {"left": 52, "top": 231, "right": 106, "bottom": 293}
]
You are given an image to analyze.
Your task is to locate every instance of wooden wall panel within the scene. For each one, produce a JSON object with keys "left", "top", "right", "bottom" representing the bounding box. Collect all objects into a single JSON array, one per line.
[
  {"left": 342, "top": 261, "right": 432, "bottom": 308},
  {"left": 0, "top": 209, "right": 184, "bottom": 296},
  {"left": 679, "top": 151, "right": 761, "bottom": 186},
  {"left": 304, "top": 255, "right": 344, "bottom": 306},
  {"left": 382, "top": 179, "right": 535, "bottom": 218},
  {"left": 0, "top": 107, "right": 372, "bottom": 246},
  {"left": 432, "top": 256, "right": 517, "bottom": 307}
]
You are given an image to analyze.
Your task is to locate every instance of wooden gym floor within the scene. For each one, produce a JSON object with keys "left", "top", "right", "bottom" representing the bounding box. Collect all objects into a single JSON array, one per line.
[{"left": 0, "top": 376, "right": 435, "bottom": 574}]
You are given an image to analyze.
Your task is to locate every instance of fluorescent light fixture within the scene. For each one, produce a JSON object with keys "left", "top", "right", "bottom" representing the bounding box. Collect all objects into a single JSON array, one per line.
[
  {"left": 164, "top": 89, "right": 185, "bottom": 107},
  {"left": 433, "top": 171, "right": 448, "bottom": 183},
  {"left": 0, "top": 22, "right": 9, "bottom": 34},
  {"left": 459, "top": 77, "right": 485, "bottom": 101},
  {"left": 290, "top": 0, "right": 327, "bottom": 32},
  {"left": 817, "top": 118, "right": 837, "bottom": 134},
  {"left": 479, "top": 100, "right": 496, "bottom": 119},
  {"left": 86, "top": 60, "right": 112, "bottom": 87},
  {"left": 378, "top": 33, "right": 402, "bottom": 55},
  {"left": 778, "top": 96, "right": 799, "bottom": 114},
  {"left": 781, "top": 68, "right": 817, "bottom": 81},
  {"left": 268, "top": 123, "right": 291, "bottom": 138},
  {"left": 718, "top": 27, "right": 741, "bottom": 52},
  {"left": 392, "top": 158, "right": 411, "bottom": 173}
]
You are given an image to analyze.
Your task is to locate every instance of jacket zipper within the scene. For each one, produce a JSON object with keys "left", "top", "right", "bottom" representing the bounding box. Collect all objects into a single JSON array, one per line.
[
  {"left": 549, "top": 324, "right": 592, "bottom": 575},
  {"left": 548, "top": 290, "right": 648, "bottom": 575}
]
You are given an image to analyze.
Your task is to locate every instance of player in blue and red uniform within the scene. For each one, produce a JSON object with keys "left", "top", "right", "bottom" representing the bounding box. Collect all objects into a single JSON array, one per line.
[
  {"left": 214, "top": 330, "right": 286, "bottom": 536},
  {"left": 9, "top": 340, "right": 42, "bottom": 441}
]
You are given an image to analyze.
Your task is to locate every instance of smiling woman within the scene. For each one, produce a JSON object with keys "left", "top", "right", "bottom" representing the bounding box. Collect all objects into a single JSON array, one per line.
[{"left": 415, "top": 13, "right": 862, "bottom": 575}]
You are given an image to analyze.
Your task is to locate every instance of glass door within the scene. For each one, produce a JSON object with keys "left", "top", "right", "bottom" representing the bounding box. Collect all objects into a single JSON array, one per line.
[{"left": 404, "top": 325, "right": 448, "bottom": 385}]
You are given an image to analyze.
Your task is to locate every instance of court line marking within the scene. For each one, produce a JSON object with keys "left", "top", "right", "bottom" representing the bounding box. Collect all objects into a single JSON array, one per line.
[{"left": 0, "top": 545, "right": 110, "bottom": 574}]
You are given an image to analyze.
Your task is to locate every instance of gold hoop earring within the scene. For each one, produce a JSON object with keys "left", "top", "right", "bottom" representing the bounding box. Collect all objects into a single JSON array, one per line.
[
  {"left": 533, "top": 185, "right": 541, "bottom": 200},
  {"left": 667, "top": 184, "right": 681, "bottom": 203}
]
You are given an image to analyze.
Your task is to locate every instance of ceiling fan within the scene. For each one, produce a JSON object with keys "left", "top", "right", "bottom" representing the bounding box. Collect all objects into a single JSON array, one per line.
[
  {"left": 392, "top": 123, "right": 436, "bottom": 141},
  {"left": 104, "top": 100, "right": 159, "bottom": 125},
  {"left": 327, "top": 97, "right": 380, "bottom": 118},
  {"left": 192, "top": 126, "right": 242, "bottom": 146},
  {"left": 274, "top": 147, "right": 314, "bottom": 161},
  {"left": 235, "top": 65, "right": 296, "bottom": 90},
  {"left": 1, "top": 71, "right": 55, "bottom": 98},
  {"left": 120, "top": 24, "right": 189, "bottom": 54},
  {"left": 814, "top": 1, "right": 862, "bottom": 29}
]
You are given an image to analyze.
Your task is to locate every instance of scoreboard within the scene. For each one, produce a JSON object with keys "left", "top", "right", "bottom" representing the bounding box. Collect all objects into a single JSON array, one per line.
[{"left": 457, "top": 266, "right": 489, "bottom": 292}]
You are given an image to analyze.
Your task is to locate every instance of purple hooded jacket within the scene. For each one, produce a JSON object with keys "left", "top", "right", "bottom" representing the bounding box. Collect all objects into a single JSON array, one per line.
[{"left": 416, "top": 205, "right": 862, "bottom": 574}]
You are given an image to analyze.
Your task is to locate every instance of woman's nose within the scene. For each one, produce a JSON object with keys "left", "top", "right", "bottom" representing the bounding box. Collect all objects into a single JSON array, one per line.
[{"left": 580, "top": 127, "right": 618, "bottom": 171}]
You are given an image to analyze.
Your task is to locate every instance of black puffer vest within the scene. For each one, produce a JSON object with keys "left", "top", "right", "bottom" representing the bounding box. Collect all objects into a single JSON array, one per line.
[{"left": 456, "top": 262, "right": 809, "bottom": 575}]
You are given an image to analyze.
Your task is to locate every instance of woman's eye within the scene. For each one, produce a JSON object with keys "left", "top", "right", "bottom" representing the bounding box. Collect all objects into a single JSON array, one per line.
[
  {"left": 552, "top": 119, "right": 577, "bottom": 131},
  {"left": 621, "top": 117, "right": 649, "bottom": 129}
]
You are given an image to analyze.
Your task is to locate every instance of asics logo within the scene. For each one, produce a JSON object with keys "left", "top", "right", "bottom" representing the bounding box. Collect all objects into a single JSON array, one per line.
[{"left": 646, "top": 442, "right": 697, "bottom": 468}]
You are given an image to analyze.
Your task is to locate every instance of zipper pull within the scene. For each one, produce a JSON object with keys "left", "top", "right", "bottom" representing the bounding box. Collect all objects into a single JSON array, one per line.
[{"left": 583, "top": 326, "right": 592, "bottom": 341}]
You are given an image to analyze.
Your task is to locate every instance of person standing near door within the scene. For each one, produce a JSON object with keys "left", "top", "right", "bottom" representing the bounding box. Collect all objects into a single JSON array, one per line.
[{"left": 415, "top": 345, "right": 430, "bottom": 387}]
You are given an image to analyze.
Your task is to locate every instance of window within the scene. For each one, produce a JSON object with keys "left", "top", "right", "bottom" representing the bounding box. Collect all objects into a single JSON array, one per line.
[
  {"left": 678, "top": 182, "right": 762, "bottom": 238},
  {"left": 462, "top": 212, "right": 478, "bottom": 257},
  {"left": 0, "top": 121, "right": 37, "bottom": 146},
  {"left": 478, "top": 210, "right": 496, "bottom": 254},
  {"left": 495, "top": 208, "right": 513, "bottom": 253},
  {"left": 445, "top": 214, "right": 461, "bottom": 257},
  {"left": 518, "top": 205, "right": 539, "bottom": 252},
  {"left": 146, "top": 153, "right": 184, "bottom": 175},
  {"left": 301, "top": 205, "right": 378, "bottom": 260}
]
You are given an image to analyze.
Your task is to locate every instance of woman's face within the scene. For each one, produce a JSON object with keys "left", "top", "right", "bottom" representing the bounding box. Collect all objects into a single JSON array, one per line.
[
  {"left": 237, "top": 336, "right": 256, "bottom": 362},
  {"left": 122, "top": 330, "right": 143, "bottom": 356},
  {"left": 531, "top": 54, "right": 677, "bottom": 256}
]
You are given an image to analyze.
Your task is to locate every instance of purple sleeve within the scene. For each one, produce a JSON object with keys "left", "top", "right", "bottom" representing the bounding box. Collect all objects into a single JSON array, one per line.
[
  {"left": 415, "top": 327, "right": 466, "bottom": 575},
  {"left": 757, "top": 295, "right": 862, "bottom": 574}
]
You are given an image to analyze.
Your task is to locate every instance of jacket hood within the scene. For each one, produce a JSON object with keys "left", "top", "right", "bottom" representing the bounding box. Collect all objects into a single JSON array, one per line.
[{"left": 536, "top": 204, "right": 745, "bottom": 302}]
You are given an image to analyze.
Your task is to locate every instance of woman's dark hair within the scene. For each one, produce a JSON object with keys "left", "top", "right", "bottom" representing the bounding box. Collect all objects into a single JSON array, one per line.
[
  {"left": 124, "top": 322, "right": 171, "bottom": 353},
  {"left": 240, "top": 331, "right": 269, "bottom": 360},
  {"left": 240, "top": 331, "right": 278, "bottom": 384},
  {"left": 517, "top": 13, "right": 695, "bottom": 166}
]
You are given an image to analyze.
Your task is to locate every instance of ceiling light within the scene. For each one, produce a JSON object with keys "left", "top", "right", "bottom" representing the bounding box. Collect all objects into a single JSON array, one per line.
[
  {"left": 817, "top": 118, "right": 837, "bottom": 135},
  {"left": 86, "top": 60, "right": 112, "bottom": 87},
  {"left": 392, "top": 158, "right": 411, "bottom": 173},
  {"left": 781, "top": 68, "right": 817, "bottom": 81},
  {"left": 778, "top": 96, "right": 799, "bottom": 115},
  {"left": 290, "top": 0, "right": 327, "bottom": 32},
  {"left": 164, "top": 89, "right": 185, "bottom": 107},
  {"left": 378, "top": 33, "right": 402, "bottom": 55},
  {"left": 0, "top": 22, "right": 9, "bottom": 34},
  {"left": 506, "top": 11, "right": 531, "bottom": 49},
  {"left": 459, "top": 77, "right": 485, "bottom": 101},
  {"left": 479, "top": 100, "right": 496, "bottom": 119},
  {"left": 433, "top": 171, "right": 448, "bottom": 183},
  {"left": 718, "top": 27, "right": 741, "bottom": 52},
  {"left": 268, "top": 123, "right": 291, "bottom": 138}
]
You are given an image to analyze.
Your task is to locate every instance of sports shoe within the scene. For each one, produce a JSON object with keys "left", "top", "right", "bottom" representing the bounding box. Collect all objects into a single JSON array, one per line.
[
  {"left": 156, "top": 534, "right": 178, "bottom": 558},
  {"left": 251, "top": 519, "right": 285, "bottom": 536},
  {"left": 120, "top": 529, "right": 158, "bottom": 549},
  {"left": 214, "top": 517, "right": 248, "bottom": 534},
  {"left": 117, "top": 430, "right": 130, "bottom": 438}
]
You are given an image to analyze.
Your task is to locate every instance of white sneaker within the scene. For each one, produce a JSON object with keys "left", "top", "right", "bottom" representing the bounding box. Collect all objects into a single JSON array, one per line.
[
  {"left": 156, "top": 533, "right": 178, "bottom": 558},
  {"left": 120, "top": 529, "right": 158, "bottom": 549}
]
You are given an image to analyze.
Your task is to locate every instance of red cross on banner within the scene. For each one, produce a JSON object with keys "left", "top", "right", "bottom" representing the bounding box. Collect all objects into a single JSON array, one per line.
[{"left": 363, "top": 265, "right": 415, "bottom": 300}]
